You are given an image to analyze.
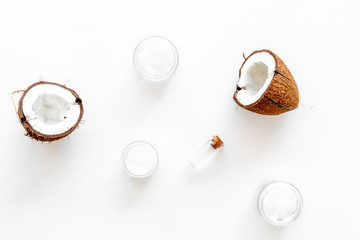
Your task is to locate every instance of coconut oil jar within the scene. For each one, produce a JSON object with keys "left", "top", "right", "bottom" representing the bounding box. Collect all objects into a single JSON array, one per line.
[
  {"left": 133, "top": 36, "right": 179, "bottom": 82},
  {"left": 257, "top": 180, "right": 303, "bottom": 226}
]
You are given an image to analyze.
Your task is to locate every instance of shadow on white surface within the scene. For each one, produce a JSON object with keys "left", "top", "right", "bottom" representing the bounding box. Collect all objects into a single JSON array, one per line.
[
  {"left": 134, "top": 70, "right": 172, "bottom": 98},
  {"left": 227, "top": 107, "right": 285, "bottom": 161},
  {"left": 183, "top": 147, "right": 228, "bottom": 184},
  {"left": 118, "top": 170, "right": 155, "bottom": 206},
  {"left": 253, "top": 220, "right": 286, "bottom": 239},
  {"left": 9, "top": 137, "right": 73, "bottom": 200}
]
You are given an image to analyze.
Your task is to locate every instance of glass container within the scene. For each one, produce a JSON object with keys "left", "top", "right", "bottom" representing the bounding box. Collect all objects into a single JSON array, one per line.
[
  {"left": 122, "top": 141, "right": 159, "bottom": 178},
  {"left": 257, "top": 180, "right": 303, "bottom": 226},
  {"left": 188, "top": 136, "right": 224, "bottom": 171},
  {"left": 133, "top": 36, "right": 179, "bottom": 82}
]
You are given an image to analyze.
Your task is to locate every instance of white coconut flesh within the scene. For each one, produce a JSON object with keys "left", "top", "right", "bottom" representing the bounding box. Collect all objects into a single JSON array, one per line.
[
  {"left": 236, "top": 52, "right": 276, "bottom": 106},
  {"left": 22, "top": 84, "right": 81, "bottom": 135}
]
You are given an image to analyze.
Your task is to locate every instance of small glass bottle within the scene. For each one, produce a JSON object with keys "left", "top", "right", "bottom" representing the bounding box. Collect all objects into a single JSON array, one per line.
[{"left": 188, "top": 136, "right": 224, "bottom": 171}]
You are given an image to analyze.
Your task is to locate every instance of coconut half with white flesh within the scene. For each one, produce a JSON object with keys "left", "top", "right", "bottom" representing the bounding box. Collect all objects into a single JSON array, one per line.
[
  {"left": 18, "top": 81, "right": 84, "bottom": 142},
  {"left": 233, "top": 50, "right": 299, "bottom": 115}
]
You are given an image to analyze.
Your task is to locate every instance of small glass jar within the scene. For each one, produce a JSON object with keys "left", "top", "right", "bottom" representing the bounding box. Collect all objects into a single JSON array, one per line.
[
  {"left": 122, "top": 141, "right": 159, "bottom": 178},
  {"left": 188, "top": 136, "right": 224, "bottom": 171},
  {"left": 133, "top": 36, "right": 179, "bottom": 82},
  {"left": 257, "top": 180, "right": 303, "bottom": 226}
]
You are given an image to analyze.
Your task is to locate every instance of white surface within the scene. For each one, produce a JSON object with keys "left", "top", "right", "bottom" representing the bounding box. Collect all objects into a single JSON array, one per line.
[{"left": 0, "top": 0, "right": 359, "bottom": 239}]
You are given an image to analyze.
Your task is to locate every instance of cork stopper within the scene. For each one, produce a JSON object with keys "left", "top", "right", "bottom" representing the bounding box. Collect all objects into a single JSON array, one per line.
[{"left": 210, "top": 135, "right": 224, "bottom": 150}]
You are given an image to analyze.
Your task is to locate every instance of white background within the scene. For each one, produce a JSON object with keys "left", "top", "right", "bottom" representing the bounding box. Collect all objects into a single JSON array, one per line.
[{"left": 0, "top": 0, "right": 359, "bottom": 239}]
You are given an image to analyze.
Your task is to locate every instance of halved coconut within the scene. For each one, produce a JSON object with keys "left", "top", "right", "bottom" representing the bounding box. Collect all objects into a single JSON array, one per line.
[
  {"left": 18, "top": 81, "right": 84, "bottom": 142},
  {"left": 233, "top": 50, "right": 299, "bottom": 115}
]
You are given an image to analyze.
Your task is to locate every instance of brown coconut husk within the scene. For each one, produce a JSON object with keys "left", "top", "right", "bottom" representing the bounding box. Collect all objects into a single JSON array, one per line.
[
  {"left": 18, "top": 81, "right": 84, "bottom": 142},
  {"left": 233, "top": 50, "right": 299, "bottom": 115}
]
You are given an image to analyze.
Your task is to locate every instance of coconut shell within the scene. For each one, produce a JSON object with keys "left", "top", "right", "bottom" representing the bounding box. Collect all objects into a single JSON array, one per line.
[
  {"left": 233, "top": 50, "right": 299, "bottom": 115},
  {"left": 18, "top": 81, "right": 84, "bottom": 142}
]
